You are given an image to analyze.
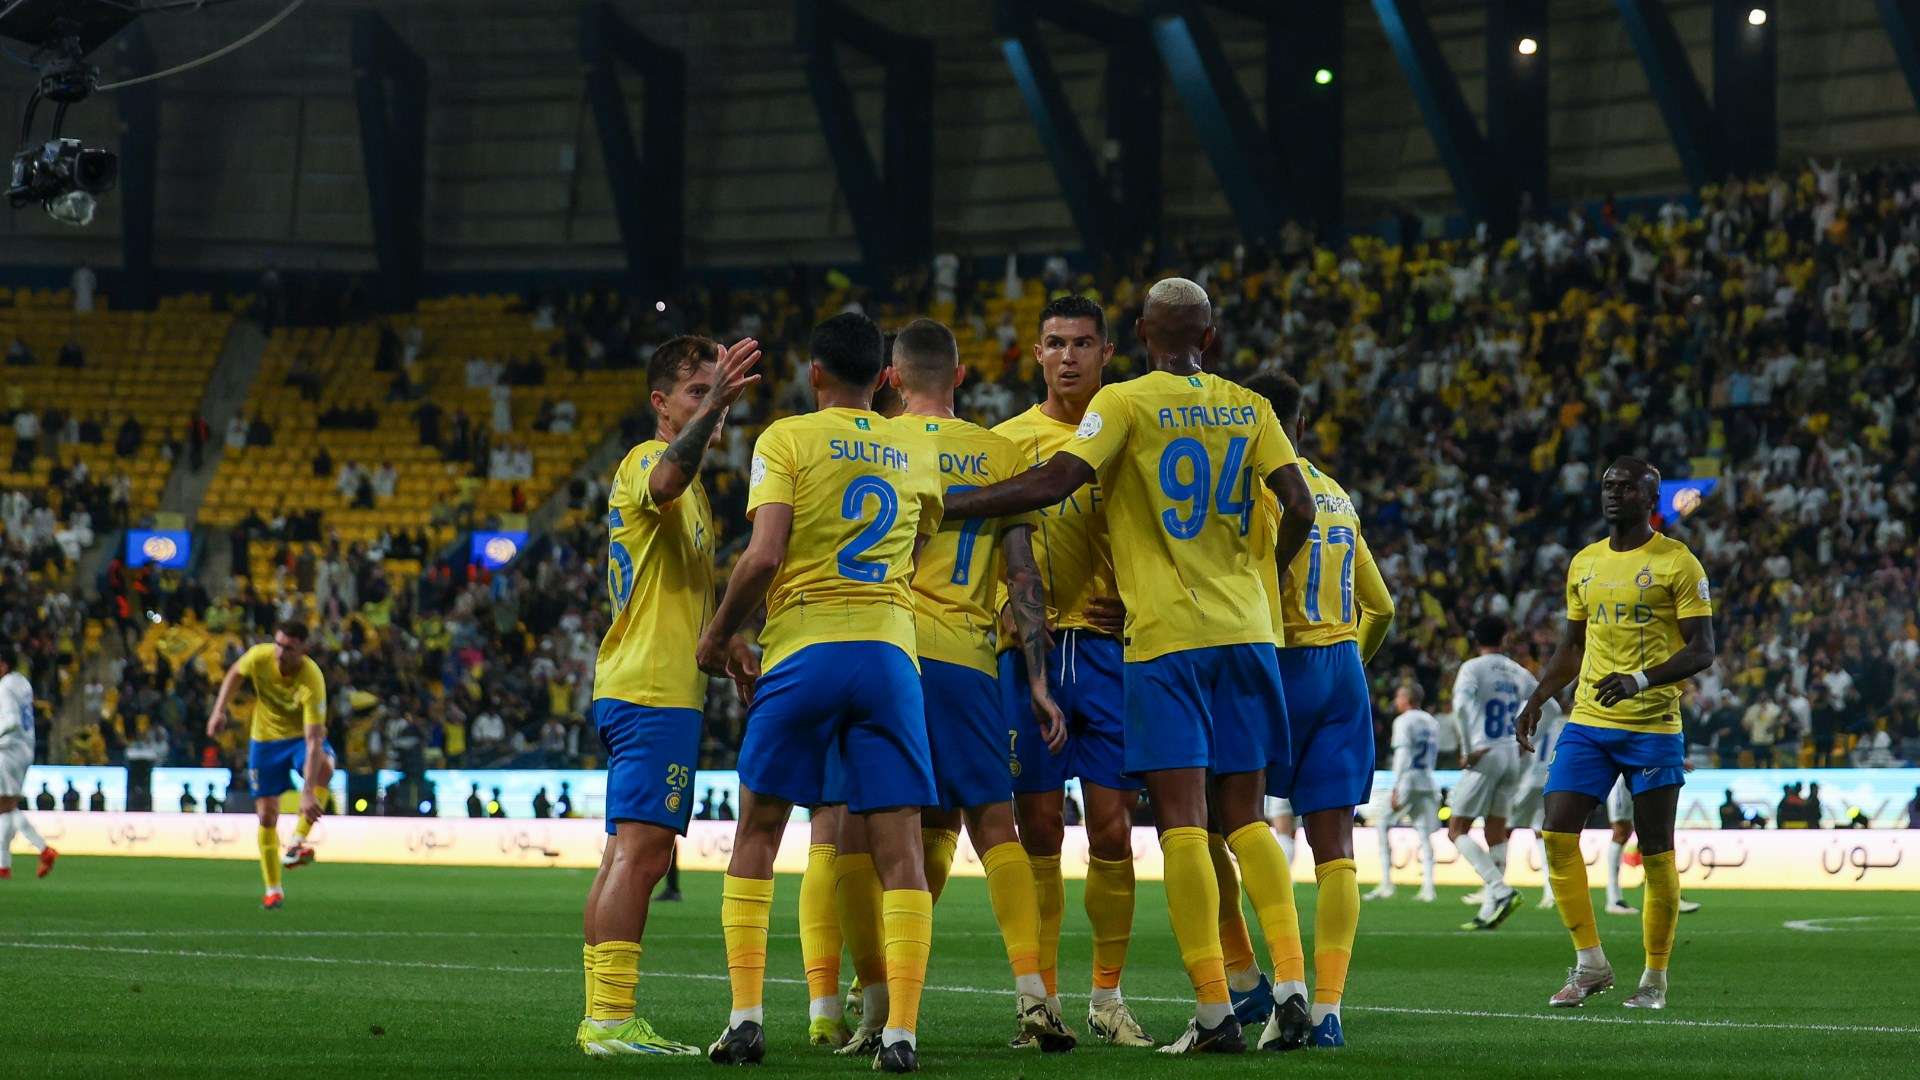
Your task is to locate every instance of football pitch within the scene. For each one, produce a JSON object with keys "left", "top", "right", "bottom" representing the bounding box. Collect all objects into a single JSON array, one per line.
[{"left": 4, "top": 856, "right": 1915, "bottom": 1078}]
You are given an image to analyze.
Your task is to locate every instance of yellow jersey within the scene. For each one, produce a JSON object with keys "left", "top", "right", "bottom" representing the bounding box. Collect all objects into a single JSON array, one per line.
[
  {"left": 747, "top": 409, "right": 943, "bottom": 673},
  {"left": 1256, "top": 458, "right": 1391, "bottom": 650},
  {"left": 1061, "top": 370, "right": 1298, "bottom": 661},
  {"left": 595, "top": 439, "right": 716, "bottom": 710},
  {"left": 1564, "top": 532, "right": 1713, "bottom": 734},
  {"left": 234, "top": 643, "right": 326, "bottom": 742},
  {"left": 905, "top": 415, "right": 1025, "bottom": 675},
  {"left": 991, "top": 405, "right": 1117, "bottom": 641}
]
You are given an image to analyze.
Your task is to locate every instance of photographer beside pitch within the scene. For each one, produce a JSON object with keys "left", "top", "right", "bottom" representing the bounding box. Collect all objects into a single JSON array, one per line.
[{"left": 1515, "top": 458, "right": 1716, "bottom": 1011}]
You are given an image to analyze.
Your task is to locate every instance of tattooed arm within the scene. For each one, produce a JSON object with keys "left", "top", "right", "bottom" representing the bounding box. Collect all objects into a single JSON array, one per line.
[
  {"left": 646, "top": 337, "right": 762, "bottom": 505},
  {"left": 1002, "top": 523, "right": 1066, "bottom": 751}
]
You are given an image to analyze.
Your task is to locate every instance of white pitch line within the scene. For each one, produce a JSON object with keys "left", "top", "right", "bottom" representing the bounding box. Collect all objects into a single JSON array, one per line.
[
  {"left": 1782, "top": 914, "right": 1920, "bottom": 933},
  {"left": 5, "top": 939, "right": 1917, "bottom": 1037}
]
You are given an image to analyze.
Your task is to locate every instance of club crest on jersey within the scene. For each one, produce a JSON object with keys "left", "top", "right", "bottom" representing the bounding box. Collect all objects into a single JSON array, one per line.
[
  {"left": 1635, "top": 567, "right": 1655, "bottom": 589},
  {"left": 750, "top": 455, "right": 767, "bottom": 488},
  {"left": 1007, "top": 729, "right": 1021, "bottom": 778},
  {"left": 665, "top": 791, "right": 681, "bottom": 813},
  {"left": 1076, "top": 412, "right": 1103, "bottom": 439}
]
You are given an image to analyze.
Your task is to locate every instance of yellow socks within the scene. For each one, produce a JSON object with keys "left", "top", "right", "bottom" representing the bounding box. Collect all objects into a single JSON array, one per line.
[
  {"left": 293, "top": 790, "right": 329, "bottom": 841},
  {"left": 1227, "top": 821, "right": 1306, "bottom": 988},
  {"left": 1160, "top": 826, "right": 1230, "bottom": 1021},
  {"left": 922, "top": 828, "right": 959, "bottom": 904},
  {"left": 800, "top": 843, "right": 843, "bottom": 1009},
  {"left": 882, "top": 889, "right": 933, "bottom": 1043},
  {"left": 1312, "top": 858, "right": 1358, "bottom": 1015},
  {"left": 582, "top": 942, "right": 597, "bottom": 1018},
  {"left": 981, "top": 842, "right": 1044, "bottom": 995},
  {"left": 1208, "top": 833, "right": 1261, "bottom": 990},
  {"left": 1030, "top": 853, "right": 1064, "bottom": 997},
  {"left": 1544, "top": 831, "right": 1602, "bottom": 952},
  {"left": 721, "top": 875, "right": 773, "bottom": 1023},
  {"left": 257, "top": 825, "right": 281, "bottom": 890},
  {"left": 835, "top": 853, "right": 888, "bottom": 990},
  {"left": 1641, "top": 849, "right": 1679, "bottom": 972},
  {"left": 1085, "top": 855, "right": 1135, "bottom": 993},
  {"left": 590, "top": 940, "right": 639, "bottom": 1021}
]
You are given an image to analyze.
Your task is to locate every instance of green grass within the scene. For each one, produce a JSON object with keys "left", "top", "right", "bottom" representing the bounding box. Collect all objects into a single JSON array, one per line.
[{"left": 4, "top": 856, "right": 1916, "bottom": 1078}]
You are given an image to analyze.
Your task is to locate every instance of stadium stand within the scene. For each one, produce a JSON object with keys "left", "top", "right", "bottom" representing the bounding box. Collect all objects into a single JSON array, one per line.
[{"left": 13, "top": 162, "right": 1920, "bottom": 796}]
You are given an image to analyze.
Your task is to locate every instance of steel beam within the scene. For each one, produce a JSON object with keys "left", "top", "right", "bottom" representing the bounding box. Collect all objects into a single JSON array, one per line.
[
  {"left": 1879, "top": 0, "right": 1920, "bottom": 112},
  {"left": 795, "top": 0, "right": 932, "bottom": 270},
  {"left": 350, "top": 11, "right": 427, "bottom": 310},
  {"left": 581, "top": 3, "right": 685, "bottom": 295},
  {"left": 1615, "top": 0, "right": 1715, "bottom": 187},
  {"left": 996, "top": 0, "right": 1159, "bottom": 260},
  {"left": 1370, "top": 0, "right": 1495, "bottom": 227},
  {"left": 113, "top": 20, "right": 157, "bottom": 308}
]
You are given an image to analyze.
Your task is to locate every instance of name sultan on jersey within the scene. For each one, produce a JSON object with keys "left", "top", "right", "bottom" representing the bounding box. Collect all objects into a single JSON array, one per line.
[
  {"left": 828, "top": 438, "right": 911, "bottom": 470},
  {"left": 1156, "top": 405, "right": 1260, "bottom": 429}
]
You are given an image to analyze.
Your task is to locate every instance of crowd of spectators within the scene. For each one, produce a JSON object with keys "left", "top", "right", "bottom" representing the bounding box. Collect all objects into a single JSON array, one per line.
[{"left": 14, "top": 160, "right": 1920, "bottom": 786}]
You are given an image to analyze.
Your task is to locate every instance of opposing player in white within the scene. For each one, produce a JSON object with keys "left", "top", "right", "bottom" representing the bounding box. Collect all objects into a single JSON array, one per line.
[
  {"left": 1446, "top": 616, "right": 1544, "bottom": 930},
  {"left": 0, "top": 646, "right": 57, "bottom": 880},
  {"left": 1600, "top": 777, "right": 1702, "bottom": 916},
  {"left": 1509, "top": 698, "right": 1567, "bottom": 909},
  {"left": 1366, "top": 685, "right": 1439, "bottom": 902}
]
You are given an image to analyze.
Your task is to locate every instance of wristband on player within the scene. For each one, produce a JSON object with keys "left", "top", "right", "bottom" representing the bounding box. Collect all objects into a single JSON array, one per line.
[{"left": 1631, "top": 671, "right": 1651, "bottom": 693}]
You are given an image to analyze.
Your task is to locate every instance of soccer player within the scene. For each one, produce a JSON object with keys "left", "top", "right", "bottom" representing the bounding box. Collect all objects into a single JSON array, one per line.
[
  {"left": 1516, "top": 457, "right": 1716, "bottom": 1011},
  {"left": 577, "top": 334, "right": 762, "bottom": 1056},
  {"left": 1366, "top": 684, "right": 1438, "bottom": 903},
  {"left": 1602, "top": 777, "right": 1638, "bottom": 915},
  {"left": 1446, "top": 615, "right": 1550, "bottom": 931},
  {"left": 991, "top": 295, "right": 1151, "bottom": 1047},
  {"left": 1246, "top": 372, "right": 1394, "bottom": 1049},
  {"left": 698, "top": 312, "right": 944, "bottom": 1073},
  {"left": 0, "top": 646, "right": 56, "bottom": 879},
  {"left": 1509, "top": 692, "right": 1567, "bottom": 910},
  {"left": 948, "top": 278, "right": 1318, "bottom": 1055},
  {"left": 1600, "top": 778, "right": 1703, "bottom": 917},
  {"left": 206, "top": 620, "right": 334, "bottom": 909},
  {"left": 885, "top": 318, "right": 1074, "bottom": 1049}
]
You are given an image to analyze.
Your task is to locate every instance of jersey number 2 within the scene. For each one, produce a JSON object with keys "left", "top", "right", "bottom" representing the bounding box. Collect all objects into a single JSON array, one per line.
[{"left": 838, "top": 475, "right": 899, "bottom": 582}]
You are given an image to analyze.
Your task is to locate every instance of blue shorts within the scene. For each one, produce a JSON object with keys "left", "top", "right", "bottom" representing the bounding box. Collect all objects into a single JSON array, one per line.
[
  {"left": 923, "top": 659, "right": 1012, "bottom": 811},
  {"left": 1122, "top": 643, "right": 1279, "bottom": 776},
  {"left": 1269, "top": 642, "right": 1375, "bottom": 813},
  {"left": 594, "top": 699, "right": 701, "bottom": 835},
  {"left": 739, "top": 642, "right": 936, "bottom": 814},
  {"left": 1000, "top": 631, "right": 1140, "bottom": 795},
  {"left": 246, "top": 736, "right": 337, "bottom": 799},
  {"left": 1544, "top": 721, "right": 1686, "bottom": 801}
]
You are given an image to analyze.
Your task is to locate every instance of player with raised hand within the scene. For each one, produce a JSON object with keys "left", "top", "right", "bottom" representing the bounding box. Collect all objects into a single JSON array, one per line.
[
  {"left": 575, "top": 334, "right": 761, "bottom": 1057},
  {"left": 0, "top": 645, "right": 57, "bottom": 880},
  {"left": 992, "top": 295, "right": 1151, "bottom": 1048},
  {"left": 1447, "top": 615, "right": 1552, "bottom": 932},
  {"left": 1367, "top": 684, "right": 1439, "bottom": 903},
  {"left": 1516, "top": 457, "right": 1716, "bottom": 1011},
  {"left": 206, "top": 620, "right": 333, "bottom": 909},
  {"left": 698, "top": 313, "right": 944, "bottom": 1074},
  {"left": 947, "top": 278, "right": 1318, "bottom": 1055}
]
